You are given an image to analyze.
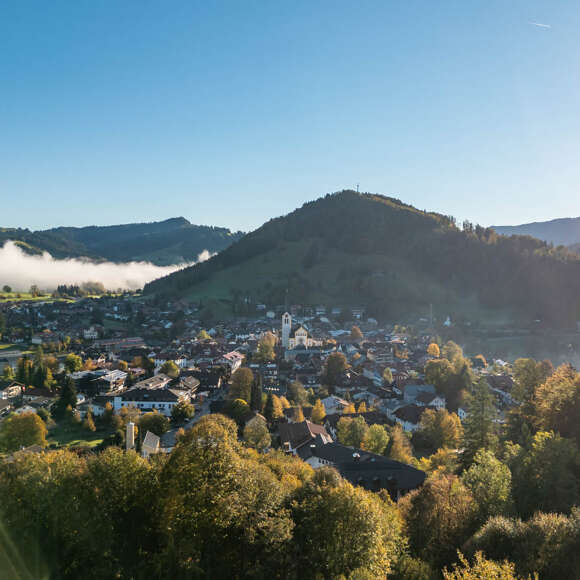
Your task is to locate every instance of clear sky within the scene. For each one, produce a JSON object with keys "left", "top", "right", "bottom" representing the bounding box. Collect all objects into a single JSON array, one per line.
[{"left": 1, "top": 1, "right": 578, "bottom": 232}]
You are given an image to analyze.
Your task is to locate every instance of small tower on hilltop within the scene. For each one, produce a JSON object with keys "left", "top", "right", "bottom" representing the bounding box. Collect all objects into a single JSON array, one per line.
[{"left": 281, "top": 312, "right": 292, "bottom": 348}]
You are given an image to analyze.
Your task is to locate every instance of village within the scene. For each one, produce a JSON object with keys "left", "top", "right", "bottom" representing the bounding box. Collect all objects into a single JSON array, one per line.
[{"left": 0, "top": 292, "right": 519, "bottom": 500}]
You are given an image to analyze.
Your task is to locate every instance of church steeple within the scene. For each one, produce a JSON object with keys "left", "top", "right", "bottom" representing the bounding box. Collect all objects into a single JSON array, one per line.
[{"left": 281, "top": 312, "right": 291, "bottom": 348}]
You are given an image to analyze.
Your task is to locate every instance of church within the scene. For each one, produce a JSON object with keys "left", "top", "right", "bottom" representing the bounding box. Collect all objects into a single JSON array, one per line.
[{"left": 281, "top": 312, "right": 322, "bottom": 350}]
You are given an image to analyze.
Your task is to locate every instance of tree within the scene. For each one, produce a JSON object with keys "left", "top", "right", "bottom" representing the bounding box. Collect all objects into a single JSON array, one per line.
[
  {"left": 139, "top": 411, "right": 169, "bottom": 437},
  {"left": 424, "top": 358, "right": 454, "bottom": 392},
  {"left": 250, "top": 375, "right": 263, "bottom": 412},
  {"left": 388, "top": 424, "right": 413, "bottom": 464},
  {"left": 64, "top": 353, "right": 83, "bottom": 374},
  {"left": 243, "top": 416, "right": 271, "bottom": 451},
  {"left": 443, "top": 552, "right": 530, "bottom": 580},
  {"left": 400, "top": 472, "right": 477, "bottom": 568},
  {"left": 361, "top": 424, "right": 390, "bottom": 454},
  {"left": 16, "top": 356, "right": 33, "bottom": 385},
  {"left": 512, "top": 357, "right": 552, "bottom": 404},
  {"left": 418, "top": 409, "right": 463, "bottom": 453},
  {"left": 117, "top": 359, "right": 129, "bottom": 371},
  {"left": 2, "top": 364, "right": 15, "bottom": 381},
  {"left": 83, "top": 408, "right": 97, "bottom": 432},
  {"left": 287, "top": 380, "right": 308, "bottom": 405},
  {"left": 2, "top": 285, "right": 11, "bottom": 293},
  {"left": 197, "top": 329, "right": 211, "bottom": 340},
  {"left": 159, "top": 360, "right": 180, "bottom": 379},
  {"left": 337, "top": 416, "right": 369, "bottom": 448},
  {"left": 29, "top": 285, "right": 40, "bottom": 298},
  {"left": 324, "top": 352, "right": 348, "bottom": 386},
  {"left": 171, "top": 400, "right": 195, "bottom": 423},
  {"left": 442, "top": 341, "right": 464, "bottom": 369},
  {"left": 462, "top": 378, "right": 498, "bottom": 466},
  {"left": 357, "top": 401, "right": 367, "bottom": 413},
  {"left": 293, "top": 406, "right": 305, "bottom": 423},
  {"left": 468, "top": 510, "right": 580, "bottom": 579},
  {"left": 350, "top": 326, "right": 363, "bottom": 341},
  {"left": 0, "top": 412, "right": 48, "bottom": 451},
  {"left": 311, "top": 399, "right": 326, "bottom": 424},
  {"left": 255, "top": 332, "right": 276, "bottom": 362},
  {"left": 291, "top": 469, "right": 404, "bottom": 577},
  {"left": 226, "top": 398, "right": 251, "bottom": 424},
  {"left": 507, "top": 431, "right": 580, "bottom": 517},
  {"left": 264, "top": 393, "right": 284, "bottom": 422},
  {"left": 54, "top": 375, "right": 78, "bottom": 419},
  {"left": 533, "top": 363, "right": 580, "bottom": 445},
  {"left": 427, "top": 343, "right": 440, "bottom": 358},
  {"left": 382, "top": 367, "right": 393, "bottom": 385},
  {"left": 229, "top": 367, "right": 254, "bottom": 402},
  {"left": 462, "top": 449, "right": 513, "bottom": 525}
]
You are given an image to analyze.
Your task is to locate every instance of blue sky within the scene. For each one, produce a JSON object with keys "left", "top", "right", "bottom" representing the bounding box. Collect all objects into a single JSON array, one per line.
[{"left": 1, "top": 1, "right": 578, "bottom": 232}]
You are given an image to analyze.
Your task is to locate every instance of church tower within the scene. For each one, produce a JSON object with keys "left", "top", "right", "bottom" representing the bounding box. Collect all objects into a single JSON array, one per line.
[{"left": 281, "top": 312, "right": 292, "bottom": 348}]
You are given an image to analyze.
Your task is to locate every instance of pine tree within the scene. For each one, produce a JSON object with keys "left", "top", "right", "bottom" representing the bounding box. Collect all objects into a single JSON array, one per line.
[
  {"left": 389, "top": 424, "right": 413, "bottom": 464},
  {"left": 264, "top": 393, "right": 284, "bottom": 422},
  {"left": 462, "top": 378, "right": 498, "bottom": 466},
  {"left": 83, "top": 409, "right": 96, "bottom": 432},
  {"left": 55, "top": 376, "right": 78, "bottom": 419},
  {"left": 250, "top": 375, "right": 263, "bottom": 412}
]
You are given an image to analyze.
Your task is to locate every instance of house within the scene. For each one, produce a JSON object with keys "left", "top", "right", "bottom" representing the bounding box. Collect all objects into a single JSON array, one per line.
[
  {"left": 403, "top": 383, "right": 435, "bottom": 404},
  {"left": 142, "top": 431, "right": 160, "bottom": 458},
  {"left": 393, "top": 404, "right": 426, "bottom": 432},
  {"left": 415, "top": 391, "right": 446, "bottom": 410},
  {"left": 298, "top": 438, "right": 425, "bottom": 499},
  {"left": 113, "top": 387, "right": 189, "bottom": 417},
  {"left": 278, "top": 420, "right": 332, "bottom": 455},
  {"left": 321, "top": 395, "right": 350, "bottom": 415},
  {"left": 83, "top": 326, "right": 99, "bottom": 340},
  {"left": 220, "top": 351, "right": 245, "bottom": 373},
  {"left": 0, "top": 381, "right": 24, "bottom": 400}
]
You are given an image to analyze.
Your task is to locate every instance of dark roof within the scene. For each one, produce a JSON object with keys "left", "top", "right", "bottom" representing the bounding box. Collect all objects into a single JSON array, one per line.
[
  {"left": 416, "top": 392, "right": 439, "bottom": 405},
  {"left": 119, "top": 388, "right": 182, "bottom": 402},
  {"left": 301, "top": 440, "right": 425, "bottom": 492},
  {"left": 394, "top": 404, "right": 425, "bottom": 424},
  {"left": 278, "top": 420, "right": 331, "bottom": 451},
  {"left": 283, "top": 406, "right": 313, "bottom": 421}
]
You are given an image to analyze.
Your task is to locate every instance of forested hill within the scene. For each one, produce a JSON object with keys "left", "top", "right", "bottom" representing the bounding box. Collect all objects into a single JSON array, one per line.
[
  {"left": 144, "top": 191, "right": 580, "bottom": 327},
  {"left": 493, "top": 216, "right": 580, "bottom": 247},
  {"left": 0, "top": 218, "right": 244, "bottom": 265}
]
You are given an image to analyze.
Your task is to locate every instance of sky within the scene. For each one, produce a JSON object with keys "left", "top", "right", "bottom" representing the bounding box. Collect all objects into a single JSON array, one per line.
[{"left": 1, "top": 1, "right": 579, "bottom": 232}]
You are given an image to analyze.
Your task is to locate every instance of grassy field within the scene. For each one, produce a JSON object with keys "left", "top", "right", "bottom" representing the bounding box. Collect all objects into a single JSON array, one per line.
[{"left": 48, "top": 422, "right": 108, "bottom": 449}]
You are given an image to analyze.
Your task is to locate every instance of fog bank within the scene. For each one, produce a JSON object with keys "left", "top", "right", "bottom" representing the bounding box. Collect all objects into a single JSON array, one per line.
[{"left": 0, "top": 241, "right": 209, "bottom": 291}]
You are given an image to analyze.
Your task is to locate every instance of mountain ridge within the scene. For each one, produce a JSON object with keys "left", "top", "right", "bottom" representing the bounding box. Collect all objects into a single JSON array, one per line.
[
  {"left": 145, "top": 191, "right": 580, "bottom": 327},
  {"left": 492, "top": 216, "right": 580, "bottom": 247},
  {"left": 0, "top": 218, "right": 244, "bottom": 265}
]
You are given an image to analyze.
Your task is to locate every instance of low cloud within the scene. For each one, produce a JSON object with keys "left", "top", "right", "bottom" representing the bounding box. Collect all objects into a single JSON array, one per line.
[{"left": 0, "top": 241, "right": 210, "bottom": 291}]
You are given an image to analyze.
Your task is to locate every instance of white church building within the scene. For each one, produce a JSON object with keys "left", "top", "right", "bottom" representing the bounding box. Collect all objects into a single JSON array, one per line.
[{"left": 281, "top": 312, "right": 322, "bottom": 350}]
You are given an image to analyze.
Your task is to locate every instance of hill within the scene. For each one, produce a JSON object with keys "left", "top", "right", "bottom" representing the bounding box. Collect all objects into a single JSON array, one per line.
[
  {"left": 493, "top": 217, "right": 580, "bottom": 248},
  {"left": 144, "top": 191, "right": 580, "bottom": 327},
  {"left": 0, "top": 218, "right": 244, "bottom": 265}
]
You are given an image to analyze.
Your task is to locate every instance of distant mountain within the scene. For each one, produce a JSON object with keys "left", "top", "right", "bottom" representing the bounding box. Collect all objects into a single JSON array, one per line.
[
  {"left": 0, "top": 218, "right": 244, "bottom": 265},
  {"left": 145, "top": 191, "right": 580, "bottom": 327},
  {"left": 493, "top": 217, "right": 580, "bottom": 248}
]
